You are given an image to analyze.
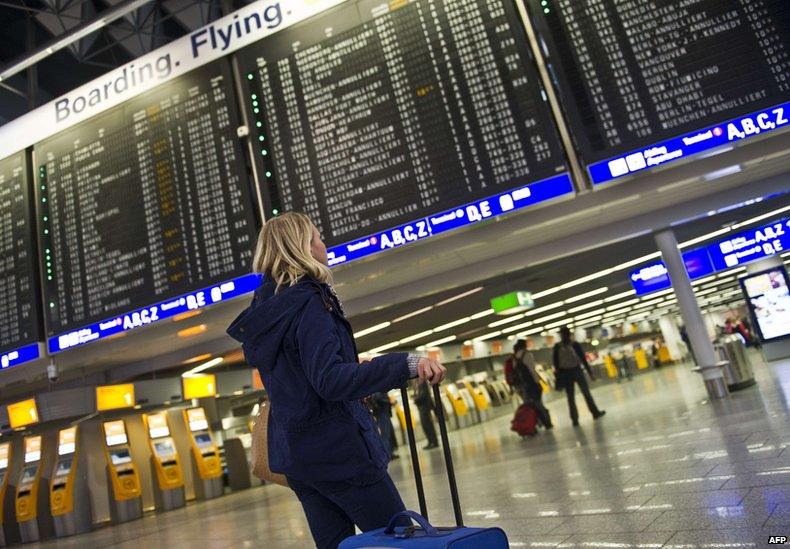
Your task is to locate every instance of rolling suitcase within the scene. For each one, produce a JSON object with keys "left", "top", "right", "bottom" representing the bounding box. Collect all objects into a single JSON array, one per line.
[
  {"left": 340, "top": 384, "right": 508, "bottom": 548},
  {"left": 511, "top": 402, "right": 538, "bottom": 437}
]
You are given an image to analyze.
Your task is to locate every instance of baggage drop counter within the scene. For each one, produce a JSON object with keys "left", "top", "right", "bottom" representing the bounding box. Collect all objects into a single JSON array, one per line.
[
  {"left": 143, "top": 413, "right": 185, "bottom": 511},
  {"left": 0, "top": 442, "right": 19, "bottom": 546},
  {"left": 102, "top": 420, "right": 143, "bottom": 523},
  {"left": 50, "top": 426, "right": 92, "bottom": 537},
  {"left": 183, "top": 408, "right": 223, "bottom": 500},
  {"left": 15, "top": 435, "right": 53, "bottom": 542}
]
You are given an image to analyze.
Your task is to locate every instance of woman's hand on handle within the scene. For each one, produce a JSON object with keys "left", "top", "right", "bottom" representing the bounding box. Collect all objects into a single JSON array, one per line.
[{"left": 417, "top": 357, "right": 447, "bottom": 385}]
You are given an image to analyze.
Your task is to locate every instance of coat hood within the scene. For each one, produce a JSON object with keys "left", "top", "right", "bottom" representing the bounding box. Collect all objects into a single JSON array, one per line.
[{"left": 227, "top": 277, "right": 325, "bottom": 366}]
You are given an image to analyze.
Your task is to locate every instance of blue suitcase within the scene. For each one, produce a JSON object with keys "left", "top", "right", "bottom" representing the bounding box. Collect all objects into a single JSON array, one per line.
[{"left": 340, "top": 385, "right": 509, "bottom": 548}]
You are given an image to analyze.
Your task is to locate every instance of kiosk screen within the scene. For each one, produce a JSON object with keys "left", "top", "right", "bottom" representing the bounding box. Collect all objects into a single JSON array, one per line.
[
  {"left": 109, "top": 449, "right": 132, "bottom": 466},
  {"left": 153, "top": 439, "right": 176, "bottom": 458},
  {"left": 194, "top": 433, "right": 212, "bottom": 449}
]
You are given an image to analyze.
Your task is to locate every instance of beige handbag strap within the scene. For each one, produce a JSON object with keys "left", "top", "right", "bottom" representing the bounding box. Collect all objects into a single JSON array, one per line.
[{"left": 251, "top": 401, "right": 289, "bottom": 487}]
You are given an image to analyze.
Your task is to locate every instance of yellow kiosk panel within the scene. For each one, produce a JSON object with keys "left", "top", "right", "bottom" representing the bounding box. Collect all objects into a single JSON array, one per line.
[
  {"left": 16, "top": 436, "right": 43, "bottom": 522},
  {"left": 51, "top": 427, "right": 79, "bottom": 516},
  {"left": 144, "top": 413, "right": 184, "bottom": 490},
  {"left": 8, "top": 399, "right": 39, "bottom": 430},
  {"left": 96, "top": 384, "right": 135, "bottom": 411},
  {"left": 182, "top": 374, "right": 217, "bottom": 400},
  {"left": 183, "top": 408, "right": 221, "bottom": 479},
  {"left": 103, "top": 421, "right": 141, "bottom": 501},
  {"left": 0, "top": 442, "right": 11, "bottom": 524}
]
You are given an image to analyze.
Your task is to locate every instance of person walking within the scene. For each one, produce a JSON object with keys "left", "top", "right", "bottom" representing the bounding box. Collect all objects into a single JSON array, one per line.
[
  {"left": 511, "top": 340, "right": 553, "bottom": 429},
  {"left": 552, "top": 327, "right": 606, "bottom": 426},
  {"left": 227, "top": 212, "right": 446, "bottom": 549},
  {"left": 369, "top": 392, "right": 398, "bottom": 460},
  {"left": 414, "top": 379, "right": 439, "bottom": 450}
]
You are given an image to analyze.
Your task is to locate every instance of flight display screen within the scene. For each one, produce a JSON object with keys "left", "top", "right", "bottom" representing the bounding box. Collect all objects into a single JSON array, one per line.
[
  {"left": 34, "top": 60, "right": 259, "bottom": 353},
  {"left": 0, "top": 151, "right": 41, "bottom": 368},
  {"left": 530, "top": 0, "right": 790, "bottom": 184},
  {"left": 237, "top": 0, "right": 572, "bottom": 265}
]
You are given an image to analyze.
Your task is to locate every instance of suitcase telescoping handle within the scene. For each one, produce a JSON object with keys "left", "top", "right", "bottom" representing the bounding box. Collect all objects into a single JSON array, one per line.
[{"left": 399, "top": 384, "right": 464, "bottom": 527}]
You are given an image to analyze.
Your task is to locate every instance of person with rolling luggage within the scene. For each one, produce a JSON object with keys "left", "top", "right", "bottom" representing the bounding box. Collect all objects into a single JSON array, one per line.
[
  {"left": 227, "top": 213, "right": 447, "bottom": 549},
  {"left": 510, "top": 340, "right": 553, "bottom": 436},
  {"left": 340, "top": 384, "right": 509, "bottom": 548}
]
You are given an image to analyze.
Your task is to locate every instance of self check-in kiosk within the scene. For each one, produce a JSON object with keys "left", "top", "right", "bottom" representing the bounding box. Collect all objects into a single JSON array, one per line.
[
  {"left": 183, "top": 408, "right": 223, "bottom": 500},
  {"left": 50, "top": 427, "right": 91, "bottom": 537},
  {"left": 102, "top": 420, "right": 143, "bottom": 523},
  {"left": 143, "top": 413, "right": 185, "bottom": 511},
  {"left": 0, "top": 442, "right": 19, "bottom": 546},
  {"left": 16, "top": 435, "right": 53, "bottom": 542}
]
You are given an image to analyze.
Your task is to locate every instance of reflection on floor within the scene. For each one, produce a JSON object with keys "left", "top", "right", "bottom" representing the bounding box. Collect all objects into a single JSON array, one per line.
[{"left": 33, "top": 352, "right": 790, "bottom": 548}]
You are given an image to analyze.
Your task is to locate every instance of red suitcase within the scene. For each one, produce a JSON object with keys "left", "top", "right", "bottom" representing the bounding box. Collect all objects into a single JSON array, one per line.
[{"left": 511, "top": 403, "right": 538, "bottom": 437}]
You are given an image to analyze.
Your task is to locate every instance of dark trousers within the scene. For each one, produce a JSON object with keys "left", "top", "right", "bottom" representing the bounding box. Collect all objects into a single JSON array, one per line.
[
  {"left": 417, "top": 403, "right": 438, "bottom": 445},
  {"left": 376, "top": 411, "right": 394, "bottom": 457},
  {"left": 289, "top": 473, "right": 406, "bottom": 549},
  {"left": 558, "top": 368, "right": 600, "bottom": 422},
  {"left": 524, "top": 387, "right": 552, "bottom": 428}
]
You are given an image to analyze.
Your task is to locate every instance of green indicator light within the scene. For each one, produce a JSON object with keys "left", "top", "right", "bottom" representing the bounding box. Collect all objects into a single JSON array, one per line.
[
  {"left": 247, "top": 73, "right": 254, "bottom": 80},
  {"left": 258, "top": 136, "right": 264, "bottom": 142},
  {"left": 265, "top": 171, "right": 272, "bottom": 177},
  {"left": 47, "top": 269, "right": 52, "bottom": 274},
  {"left": 544, "top": 7, "right": 549, "bottom": 12},
  {"left": 41, "top": 185, "right": 45, "bottom": 190},
  {"left": 45, "top": 249, "right": 50, "bottom": 253},
  {"left": 48, "top": 276, "right": 52, "bottom": 281},
  {"left": 46, "top": 262, "right": 51, "bottom": 267},
  {"left": 541, "top": 0, "right": 547, "bottom": 4},
  {"left": 256, "top": 121, "right": 262, "bottom": 128},
  {"left": 43, "top": 216, "right": 48, "bottom": 221},
  {"left": 44, "top": 229, "right": 49, "bottom": 234},
  {"left": 49, "top": 302, "right": 55, "bottom": 308},
  {"left": 42, "top": 197, "right": 46, "bottom": 203},
  {"left": 253, "top": 101, "right": 259, "bottom": 107},
  {"left": 251, "top": 94, "right": 257, "bottom": 100},
  {"left": 262, "top": 149, "right": 268, "bottom": 156},
  {"left": 273, "top": 209, "right": 279, "bottom": 215},
  {"left": 253, "top": 108, "right": 260, "bottom": 114}
]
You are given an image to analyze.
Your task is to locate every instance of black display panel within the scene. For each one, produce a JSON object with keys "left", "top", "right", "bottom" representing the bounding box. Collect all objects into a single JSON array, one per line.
[
  {"left": 0, "top": 152, "right": 41, "bottom": 358},
  {"left": 236, "top": 0, "right": 569, "bottom": 250},
  {"left": 530, "top": 0, "right": 790, "bottom": 182},
  {"left": 35, "top": 60, "right": 257, "bottom": 339}
]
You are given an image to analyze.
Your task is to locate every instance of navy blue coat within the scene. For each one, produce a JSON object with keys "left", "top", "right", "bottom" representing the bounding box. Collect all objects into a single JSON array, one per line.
[{"left": 227, "top": 277, "right": 410, "bottom": 485}]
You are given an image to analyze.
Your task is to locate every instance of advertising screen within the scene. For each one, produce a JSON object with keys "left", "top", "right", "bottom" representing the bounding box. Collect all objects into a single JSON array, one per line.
[
  {"left": 58, "top": 426, "right": 77, "bottom": 455},
  {"left": 529, "top": 0, "right": 790, "bottom": 184},
  {"left": 146, "top": 412, "right": 170, "bottom": 439},
  {"left": 186, "top": 408, "right": 209, "bottom": 432},
  {"left": 34, "top": 59, "right": 258, "bottom": 353},
  {"left": 237, "top": 0, "right": 572, "bottom": 266},
  {"left": 103, "top": 420, "right": 128, "bottom": 446},
  {"left": 740, "top": 267, "right": 790, "bottom": 342}
]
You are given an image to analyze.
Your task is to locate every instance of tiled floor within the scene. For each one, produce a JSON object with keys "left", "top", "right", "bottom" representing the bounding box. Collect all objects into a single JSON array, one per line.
[{"left": 32, "top": 352, "right": 790, "bottom": 548}]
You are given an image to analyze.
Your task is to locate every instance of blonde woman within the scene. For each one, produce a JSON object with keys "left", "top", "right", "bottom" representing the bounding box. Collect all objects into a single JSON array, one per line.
[{"left": 228, "top": 213, "right": 446, "bottom": 549}]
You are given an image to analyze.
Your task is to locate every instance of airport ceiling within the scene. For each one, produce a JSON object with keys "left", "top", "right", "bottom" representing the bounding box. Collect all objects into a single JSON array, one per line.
[{"left": 0, "top": 0, "right": 251, "bottom": 125}]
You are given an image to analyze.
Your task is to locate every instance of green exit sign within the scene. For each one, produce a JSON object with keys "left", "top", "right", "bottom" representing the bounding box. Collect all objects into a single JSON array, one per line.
[{"left": 490, "top": 291, "right": 534, "bottom": 315}]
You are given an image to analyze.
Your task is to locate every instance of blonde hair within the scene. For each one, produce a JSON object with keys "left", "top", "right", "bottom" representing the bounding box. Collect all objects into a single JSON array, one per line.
[{"left": 252, "top": 212, "right": 332, "bottom": 291}]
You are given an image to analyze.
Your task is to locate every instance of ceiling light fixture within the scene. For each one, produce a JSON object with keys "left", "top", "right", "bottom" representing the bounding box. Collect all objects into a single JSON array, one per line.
[
  {"left": 471, "top": 309, "right": 495, "bottom": 319},
  {"left": 564, "top": 287, "right": 608, "bottom": 303},
  {"left": 603, "top": 290, "right": 636, "bottom": 303},
  {"left": 435, "top": 287, "right": 483, "bottom": 307},
  {"left": 354, "top": 322, "right": 391, "bottom": 338},
  {"left": 424, "top": 335, "right": 456, "bottom": 347},
  {"left": 398, "top": 330, "right": 435, "bottom": 344},
  {"left": 433, "top": 317, "right": 472, "bottom": 332},
  {"left": 392, "top": 306, "right": 433, "bottom": 323},
  {"left": 473, "top": 331, "right": 502, "bottom": 342},
  {"left": 568, "top": 299, "right": 605, "bottom": 314},
  {"left": 183, "top": 357, "right": 223, "bottom": 378}
]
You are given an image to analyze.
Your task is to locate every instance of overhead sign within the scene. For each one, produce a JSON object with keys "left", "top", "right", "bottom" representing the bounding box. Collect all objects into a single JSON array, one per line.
[
  {"left": 96, "top": 384, "right": 135, "bottom": 411},
  {"left": 182, "top": 374, "right": 217, "bottom": 400},
  {"left": 490, "top": 291, "right": 535, "bottom": 315},
  {"left": 630, "top": 218, "right": 789, "bottom": 295},
  {"left": 0, "top": 0, "right": 348, "bottom": 161},
  {"left": 7, "top": 398, "right": 39, "bottom": 430},
  {"left": 1, "top": 343, "right": 40, "bottom": 371},
  {"left": 706, "top": 219, "right": 789, "bottom": 271},
  {"left": 630, "top": 248, "right": 715, "bottom": 296}
]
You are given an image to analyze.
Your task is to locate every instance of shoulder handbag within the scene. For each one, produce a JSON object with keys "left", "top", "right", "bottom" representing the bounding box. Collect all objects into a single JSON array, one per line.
[{"left": 250, "top": 401, "right": 289, "bottom": 487}]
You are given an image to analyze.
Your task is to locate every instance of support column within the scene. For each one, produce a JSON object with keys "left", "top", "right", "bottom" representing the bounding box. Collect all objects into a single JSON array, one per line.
[{"left": 655, "top": 229, "right": 728, "bottom": 397}]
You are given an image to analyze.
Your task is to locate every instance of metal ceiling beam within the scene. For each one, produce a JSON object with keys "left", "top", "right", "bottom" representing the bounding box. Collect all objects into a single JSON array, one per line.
[{"left": 0, "top": 0, "right": 155, "bottom": 84}]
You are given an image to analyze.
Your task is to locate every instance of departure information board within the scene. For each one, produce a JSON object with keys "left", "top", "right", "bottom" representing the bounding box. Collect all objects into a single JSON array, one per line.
[
  {"left": 35, "top": 60, "right": 259, "bottom": 353},
  {"left": 0, "top": 152, "right": 41, "bottom": 368},
  {"left": 237, "top": 0, "right": 572, "bottom": 266},
  {"left": 530, "top": 0, "right": 790, "bottom": 184}
]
